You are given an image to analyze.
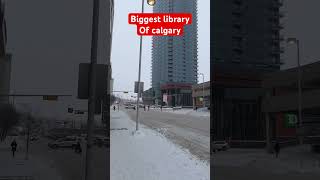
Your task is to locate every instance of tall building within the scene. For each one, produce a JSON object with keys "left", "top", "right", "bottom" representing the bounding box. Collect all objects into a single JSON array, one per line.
[
  {"left": 0, "top": 0, "right": 11, "bottom": 104},
  {"left": 212, "top": 0, "right": 284, "bottom": 72},
  {"left": 151, "top": 0, "right": 198, "bottom": 106},
  {"left": 211, "top": 0, "right": 284, "bottom": 144}
]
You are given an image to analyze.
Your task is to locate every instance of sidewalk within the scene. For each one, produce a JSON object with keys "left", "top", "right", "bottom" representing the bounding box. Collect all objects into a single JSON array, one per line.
[
  {"left": 213, "top": 146, "right": 320, "bottom": 174},
  {"left": 0, "top": 136, "right": 62, "bottom": 180},
  {"left": 110, "top": 110, "right": 209, "bottom": 180}
]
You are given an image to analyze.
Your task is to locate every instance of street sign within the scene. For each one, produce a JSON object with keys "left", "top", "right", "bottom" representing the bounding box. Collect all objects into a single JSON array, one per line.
[
  {"left": 284, "top": 113, "right": 297, "bottom": 128},
  {"left": 134, "top": 82, "right": 144, "bottom": 94},
  {"left": 43, "top": 95, "right": 58, "bottom": 101},
  {"left": 77, "top": 63, "right": 109, "bottom": 99}
]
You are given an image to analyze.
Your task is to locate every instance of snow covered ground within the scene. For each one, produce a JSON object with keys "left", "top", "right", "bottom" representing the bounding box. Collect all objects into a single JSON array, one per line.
[
  {"left": 111, "top": 111, "right": 210, "bottom": 180},
  {"left": 152, "top": 107, "right": 210, "bottom": 118}
]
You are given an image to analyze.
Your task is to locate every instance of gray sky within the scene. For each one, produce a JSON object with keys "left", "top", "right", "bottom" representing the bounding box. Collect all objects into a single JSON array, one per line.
[
  {"left": 281, "top": 0, "right": 320, "bottom": 69},
  {"left": 111, "top": 0, "right": 210, "bottom": 99}
]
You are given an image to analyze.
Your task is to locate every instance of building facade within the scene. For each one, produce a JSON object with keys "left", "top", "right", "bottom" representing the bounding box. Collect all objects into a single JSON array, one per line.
[
  {"left": 192, "top": 81, "right": 210, "bottom": 108},
  {"left": 0, "top": 1, "right": 11, "bottom": 104},
  {"left": 151, "top": 0, "right": 198, "bottom": 105},
  {"left": 211, "top": 0, "right": 284, "bottom": 147},
  {"left": 212, "top": 0, "right": 284, "bottom": 72}
]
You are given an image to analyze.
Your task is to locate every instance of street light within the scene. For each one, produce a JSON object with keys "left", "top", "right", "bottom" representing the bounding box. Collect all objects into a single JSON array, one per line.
[
  {"left": 287, "top": 37, "right": 302, "bottom": 144},
  {"left": 147, "top": 0, "right": 156, "bottom": 6},
  {"left": 135, "top": 0, "right": 155, "bottom": 131},
  {"left": 198, "top": 73, "right": 205, "bottom": 108}
]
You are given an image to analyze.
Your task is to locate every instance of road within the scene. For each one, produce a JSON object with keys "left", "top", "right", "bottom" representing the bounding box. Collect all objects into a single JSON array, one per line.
[{"left": 123, "top": 107, "right": 210, "bottom": 162}]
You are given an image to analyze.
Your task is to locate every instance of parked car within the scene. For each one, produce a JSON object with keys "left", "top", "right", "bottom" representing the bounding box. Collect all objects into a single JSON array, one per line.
[
  {"left": 48, "top": 136, "right": 82, "bottom": 149},
  {"left": 125, "top": 104, "right": 135, "bottom": 109},
  {"left": 212, "top": 141, "right": 229, "bottom": 152}
]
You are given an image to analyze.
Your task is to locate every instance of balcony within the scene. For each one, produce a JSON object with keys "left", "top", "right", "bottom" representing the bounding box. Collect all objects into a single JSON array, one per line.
[
  {"left": 271, "top": 0, "right": 284, "bottom": 7},
  {"left": 271, "top": 34, "right": 285, "bottom": 42},
  {"left": 271, "top": 23, "right": 284, "bottom": 30},
  {"left": 271, "top": 47, "right": 285, "bottom": 55},
  {"left": 233, "top": 7, "right": 244, "bottom": 16},
  {"left": 233, "top": 0, "right": 243, "bottom": 6}
]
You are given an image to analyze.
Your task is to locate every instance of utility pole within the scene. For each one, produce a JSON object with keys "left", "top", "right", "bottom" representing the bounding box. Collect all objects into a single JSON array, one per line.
[
  {"left": 84, "top": 0, "right": 99, "bottom": 179},
  {"left": 199, "top": 73, "right": 205, "bottom": 108},
  {"left": 296, "top": 40, "right": 303, "bottom": 145},
  {"left": 135, "top": 0, "right": 145, "bottom": 131},
  {"left": 25, "top": 113, "right": 31, "bottom": 160}
]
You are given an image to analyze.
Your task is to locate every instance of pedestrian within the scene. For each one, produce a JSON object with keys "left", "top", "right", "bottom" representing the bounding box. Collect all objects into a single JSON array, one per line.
[
  {"left": 144, "top": 105, "right": 146, "bottom": 111},
  {"left": 75, "top": 141, "right": 82, "bottom": 153},
  {"left": 11, "top": 139, "right": 17, "bottom": 158},
  {"left": 113, "top": 106, "right": 116, "bottom": 111},
  {"left": 195, "top": 106, "right": 198, "bottom": 111},
  {"left": 274, "top": 141, "right": 280, "bottom": 158},
  {"left": 148, "top": 105, "right": 150, "bottom": 111}
]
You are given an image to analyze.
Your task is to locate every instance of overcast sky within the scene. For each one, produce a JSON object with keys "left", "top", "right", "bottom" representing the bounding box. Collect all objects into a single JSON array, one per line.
[{"left": 4, "top": 0, "right": 320, "bottom": 119}]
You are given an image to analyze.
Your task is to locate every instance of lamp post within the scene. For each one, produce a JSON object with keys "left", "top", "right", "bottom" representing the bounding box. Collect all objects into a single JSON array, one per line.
[
  {"left": 198, "top": 73, "right": 205, "bottom": 108},
  {"left": 135, "top": 0, "right": 156, "bottom": 131},
  {"left": 287, "top": 37, "right": 302, "bottom": 144}
]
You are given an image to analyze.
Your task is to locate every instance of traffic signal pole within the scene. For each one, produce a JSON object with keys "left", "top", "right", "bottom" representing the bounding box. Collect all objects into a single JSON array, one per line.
[{"left": 84, "top": 0, "right": 99, "bottom": 179}]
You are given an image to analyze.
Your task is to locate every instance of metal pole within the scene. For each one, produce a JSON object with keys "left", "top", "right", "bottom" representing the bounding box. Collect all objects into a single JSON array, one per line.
[
  {"left": 85, "top": 0, "right": 99, "bottom": 179},
  {"left": 135, "top": 0, "right": 145, "bottom": 131},
  {"left": 25, "top": 114, "right": 31, "bottom": 160},
  {"left": 297, "top": 40, "right": 303, "bottom": 145},
  {"left": 202, "top": 74, "right": 205, "bottom": 108}
]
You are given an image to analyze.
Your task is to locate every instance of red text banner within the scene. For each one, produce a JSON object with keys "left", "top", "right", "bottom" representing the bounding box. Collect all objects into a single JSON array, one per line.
[{"left": 128, "top": 13, "right": 192, "bottom": 36}]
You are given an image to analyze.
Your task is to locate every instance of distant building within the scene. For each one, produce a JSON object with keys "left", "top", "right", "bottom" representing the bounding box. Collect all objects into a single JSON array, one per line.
[
  {"left": 152, "top": 0, "right": 198, "bottom": 106},
  {"left": 0, "top": 1, "right": 11, "bottom": 104},
  {"left": 142, "top": 88, "right": 154, "bottom": 105},
  {"left": 192, "top": 81, "right": 210, "bottom": 108},
  {"left": 161, "top": 83, "right": 193, "bottom": 107}
]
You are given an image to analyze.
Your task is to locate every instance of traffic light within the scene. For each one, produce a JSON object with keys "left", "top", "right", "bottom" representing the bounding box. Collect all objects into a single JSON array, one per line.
[{"left": 68, "top": 108, "right": 73, "bottom": 113}]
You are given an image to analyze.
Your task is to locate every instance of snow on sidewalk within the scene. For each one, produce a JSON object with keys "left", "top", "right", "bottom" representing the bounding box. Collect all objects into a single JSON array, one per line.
[{"left": 111, "top": 111, "right": 210, "bottom": 180}]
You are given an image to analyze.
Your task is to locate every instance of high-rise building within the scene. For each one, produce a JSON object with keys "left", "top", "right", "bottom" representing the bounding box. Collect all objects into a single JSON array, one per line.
[
  {"left": 211, "top": 0, "right": 284, "bottom": 144},
  {"left": 151, "top": 0, "right": 198, "bottom": 106},
  {"left": 212, "top": 0, "right": 284, "bottom": 72}
]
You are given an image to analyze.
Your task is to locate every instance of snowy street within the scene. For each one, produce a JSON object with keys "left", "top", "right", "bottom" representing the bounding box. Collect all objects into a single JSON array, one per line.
[
  {"left": 111, "top": 110, "right": 210, "bottom": 180},
  {"left": 124, "top": 107, "right": 210, "bottom": 162}
]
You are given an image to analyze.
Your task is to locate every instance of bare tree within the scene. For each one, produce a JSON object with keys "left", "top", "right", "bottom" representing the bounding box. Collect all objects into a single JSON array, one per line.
[{"left": 0, "top": 104, "right": 20, "bottom": 141}]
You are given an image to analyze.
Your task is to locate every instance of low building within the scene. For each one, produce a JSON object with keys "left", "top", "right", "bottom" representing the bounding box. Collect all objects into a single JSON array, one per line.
[
  {"left": 262, "top": 61, "right": 320, "bottom": 149},
  {"left": 192, "top": 81, "right": 210, "bottom": 108},
  {"left": 161, "top": 83, "right": 193, "bottom": 107}
]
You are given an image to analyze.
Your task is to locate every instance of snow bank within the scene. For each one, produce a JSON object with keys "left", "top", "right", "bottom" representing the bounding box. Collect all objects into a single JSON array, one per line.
[
  {"left": 111, "top": 111, "right": 210, "bottom": 180},
  {"left": 151, "top": 107, "right": 210, "bottom": 118}
]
